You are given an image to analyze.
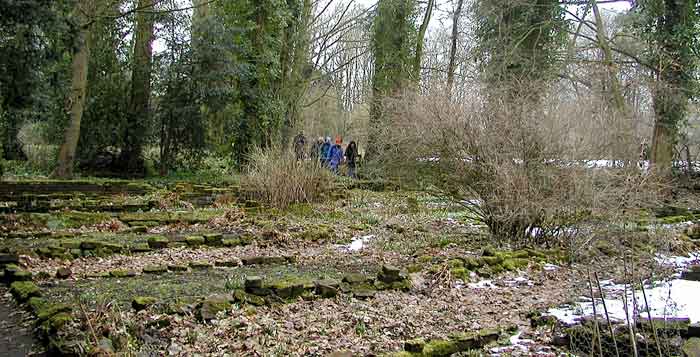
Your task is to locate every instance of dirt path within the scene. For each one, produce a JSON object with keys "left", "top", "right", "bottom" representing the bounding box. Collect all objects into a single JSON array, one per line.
[{"left": 0, "top": 289, "right": 39, "bottom": 356}]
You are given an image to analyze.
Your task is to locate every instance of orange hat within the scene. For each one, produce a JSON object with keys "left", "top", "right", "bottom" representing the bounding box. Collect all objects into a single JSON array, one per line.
[{"left": 335, "top": 135, "right": 342, "bottom": 144}]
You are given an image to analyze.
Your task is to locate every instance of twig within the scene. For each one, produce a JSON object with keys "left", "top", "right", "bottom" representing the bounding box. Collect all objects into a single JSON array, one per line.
[
  {"left": 639, "top": 278, "right": 663, "bottom": 357},
  {"left": 595, "top": 272, "right": 620, "bottom": 357},
  {"left": 622, "top": 257, "right": 639, "bottom": 357},
  {"left": 588, "top": 270, "right": 603, "bottom": 357}
]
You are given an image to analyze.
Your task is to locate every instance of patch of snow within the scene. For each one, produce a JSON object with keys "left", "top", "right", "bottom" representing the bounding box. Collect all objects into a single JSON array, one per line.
[
  {"left": 504, "top": 276, "right": 533, "bottom": 288},
  {"left": 468, "top": 280, "right": 497, "bottom": 289},
  {"left": 342, "top": 235, "right": 375, "bottom": 252},
  {"left": 547, "top": 253, "right": 700, "bottom": 325},
  {"left": 543, "top": 263, "right": 559, "bottom": 271}
]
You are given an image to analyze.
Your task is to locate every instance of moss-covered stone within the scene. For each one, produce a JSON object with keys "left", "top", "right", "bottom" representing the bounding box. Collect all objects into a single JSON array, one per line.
[
  {"left": 189, "top": 261, "right": 213, "bottom": 270},
  {"left": 167, "top": 264, "right": 188, "bottom": 272},
  {"left": 130, "top": 243, "right": 152, "bottom": 253},
  {"left": 241, "top": 256, "right": 288, "bottom": 265},
  {"left": 132, "top": 296, "right": 157, "bottom": 311},
  {"left": 59, "top": 241, "right": 82, "bottom": 250},
  {"left": 404, "top": 338, "right": 426, "bottom": 353},
  {"left": 185, "top": 236, "right": 205, "bottom": 247},
  {"left": 314, "top": 279, "right": 340, "bottom": 298},
  {"left": 147, "top": 236, "right": 170, "bottom": 249},
  {"left": 232, "top": 289, "right": 266, "bottom": 306},
  {"left": 198, "top": 294, "right": 232, "bottom": 321},
  {"left": 203, "top": 233, "right": 223, "bottom": 246},
  {"left": 222, "top": 238, "right": 241, "bottom": 247},
  {"left": 36, "top": 303, "right": 72, "bottom": 322},
  {"left": 109, "top": 270, "right": 136, "bottom": 278},
  {"left": 214, "top": 260, "right": 239, "bottom": 267},
  {"left": 12, "top": 270, "right": 32, "bottom": 282},
  {"left": 142, "top": 265, "right": 167, "bottom": 274},
  {"left": 10, "top": 281, "right": 41, "bottom": 302},
  {"left": 79, "top": 240, "right": 103, "bottom": 250},
  {"left": 422, "top": 339, "right": 459, "bottom": 356},
  {"left": 46, "top": 312, "right": 72, "bottom": 331},
  {"left": 343, "top": 273, "right": 370, "bottom": 285},
  {"left": 28, "top": 297, "right": 47, "bottom": 314}
]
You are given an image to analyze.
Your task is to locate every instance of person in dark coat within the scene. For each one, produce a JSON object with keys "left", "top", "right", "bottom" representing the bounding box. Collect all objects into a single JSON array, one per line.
[
  {"left": 320, "top": 136, "right": 331, "bottom": 166},
  {"left": 310, "top": 137, "right": 323, "bottom": 162},
  {"left": 293, "top": 131, "right": 306, "bottom": 161},
  {"left": 345, "top": 141, "right": 358, "bottom": 178}
]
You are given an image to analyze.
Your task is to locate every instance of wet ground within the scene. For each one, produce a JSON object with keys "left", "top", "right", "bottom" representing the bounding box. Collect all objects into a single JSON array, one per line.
[{"left": 0, "top": 289, "right": 39, "bottom": 356}]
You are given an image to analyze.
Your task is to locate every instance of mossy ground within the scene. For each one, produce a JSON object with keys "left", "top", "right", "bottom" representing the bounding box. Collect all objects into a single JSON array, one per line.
[{"left": 2, "top": 178, "right": 699, "bottom": 356}]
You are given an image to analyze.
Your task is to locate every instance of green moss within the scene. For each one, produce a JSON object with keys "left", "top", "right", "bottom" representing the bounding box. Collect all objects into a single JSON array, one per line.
[
  {"left": 132, "top": 296, "right": 157, "bottom": 311},
  {"left": 407, "top": 264, "right": 423, "bottom": 273},
  {"left": 47, "top": 312, "right": 72, "bottom": 330},
  {"left": 109, "top": 270, "right": 132, "bottom": 278},
  {"left": 189, "top": 261, "right": 213, "bottom": 270},
  {"left": 447, "top": 259, "right": 464, "bottom": 269},
  {"left": 482, "top": 256, "right": 504, "bottom": 266},
  {"left": 10, "top": 281, "right": 41, "bottom": 302},
  {"left": 502, "top": 258, "right": 529, "bottom": 271},
  {"left": 36, "top": 303, "right": 72, "bottom": 322},
  {"left": 232, "top": 289, "right": 266, "bottom": 306},
  {"left": 143, "top": 265, "right": 167, "bottom": 274},
  {"left": 450, "top": 267, "right": 470, "bottom": 280},
  {"left": 222, "top": 238, "right": 241, "bottom": 247},
  {"left": 28, "top": 297, "right": 47, "bottom": 314},
  {"left": 463, "top": 257, "right": 484, "bottom": 270},
  {"left": 185, "top": 236, "right": 205, "bottom": 247},
  {"left": 147, "top": 236, "right": 170, "bottom": 249},
  {"left": 423, "top": 339, "right": 459, "bottom": 356}
]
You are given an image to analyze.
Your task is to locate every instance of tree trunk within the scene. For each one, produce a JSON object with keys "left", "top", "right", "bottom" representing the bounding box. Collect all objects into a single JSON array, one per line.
[
  {"left": 413, "top": 0, "right": 435, "bottom": 82},
  {"left": 53, "top": 0, "right": 93, "bottom": 178},
  {"left": 590, "top": 0, "right": 627, "bottom": 117},
  {"left": 121, "top": 0, "right": 154, "bottom": 175},
  {"left": 446, "top": 0, "right": 464, "bottom": 95},
  {"left": 650, "top": 0, "right": 696, "bottom": 174}
]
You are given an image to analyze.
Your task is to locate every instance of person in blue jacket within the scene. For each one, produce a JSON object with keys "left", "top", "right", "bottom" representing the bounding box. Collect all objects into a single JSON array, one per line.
[
  {"left": 329, "top": 136, "right": 344, "bottom": 174},
  {"left": 320, "top": 136, "right": 331, "bottom": 166}
]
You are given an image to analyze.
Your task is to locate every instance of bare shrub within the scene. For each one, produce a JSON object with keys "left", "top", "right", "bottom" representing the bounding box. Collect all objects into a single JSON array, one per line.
[
  {"left": 241, "top": 148, "right": 334, "bottom": 208},
  {"left": 373, "top": 87, "right": 665, "bottom": 248}
]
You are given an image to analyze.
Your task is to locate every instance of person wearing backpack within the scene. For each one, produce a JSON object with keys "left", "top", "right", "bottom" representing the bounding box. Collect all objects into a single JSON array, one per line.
[{"left": 329, "top": 136, "right": 344, "bottom": 174}]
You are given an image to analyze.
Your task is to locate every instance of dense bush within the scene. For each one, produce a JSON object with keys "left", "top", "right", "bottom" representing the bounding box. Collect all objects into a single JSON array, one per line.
[
  {"left": 241, "top": 148, "right": 334, "bottom": 208},
  {"left": 373, "top": 90, "right": 663, "bottom": 247}
]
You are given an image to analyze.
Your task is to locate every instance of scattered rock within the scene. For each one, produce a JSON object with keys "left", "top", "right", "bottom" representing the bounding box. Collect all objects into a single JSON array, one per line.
[
  {"left": 185, "top": 236, "right": 205, "bottom": 247},
  {"left": 56, "top": 267, "right": 72, "bottom": 279},
  {"left": 90, "top": 337, "right": 115, "bottom": 356},
  {"left": 132, "top": 296, "right": 157, "bottom": 311},
  {"left": 143, "top": 265, "right": 167, "bottom": 274},
  {"left": 241, "top": 256, "right": 288, "bottom": 266},
  {"left": 189, "top": 261, "right": 213, "bottom": 270},
  {"left": 245, "top": 276, "right": 263, "bottom": 289},
  {"left": 10, "top": 281, "right": 41, "bottom": 302},
  {"left": 131, "top": 244, "right": 152, "bottom": 253},
  {"left": 353, "top": 289, "right": 376, "bottom": 299},
  {"left": 214, "top": 260, "right": 240, "bottom": 267},
  {"left": 683, "top": 337, "right": 700, "bottom": 357},
  {"left": 203, "top": 233, "right": 223, "bottom": 246},
  {"left": 232, "top": 289, "right": 266, "bottom": 306},
  {"left": 314, "top": 279, "right": 340, "bottom": 298},
  {"left": 147, "top": 236, "right": 170, "bottom": 249},
  {"left": 109, "top": 269, "right": 136, "bottom": 278},
  {"left": 0, "top": 253, "right": 20, "bottom": 265},
  {"left": 404, "top": 338, "right": 426, "bottom": 353},
  {"left": 198, "top": 294, "right": 232, "bottom": 321},
  {"left": 167, "top": 264, "right": 188, "bottom": 272},
  {"left": 342, "top": 273, "right": 370, "bottom": 285}
]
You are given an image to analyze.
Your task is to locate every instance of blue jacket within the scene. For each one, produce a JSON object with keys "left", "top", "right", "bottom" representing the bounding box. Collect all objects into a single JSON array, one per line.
[
  {"left": 329, "top": 144, "right": 343, "bottom": 168},
  {"left": 321, "top": 142, "right": 331, "bottom": 161}
]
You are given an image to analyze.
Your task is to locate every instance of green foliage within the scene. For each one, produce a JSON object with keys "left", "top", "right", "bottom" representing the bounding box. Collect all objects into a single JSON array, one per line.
[
  {"left": 368, "top": 0, "right": 418, "bottom": 158},
  {"left": 474, "top": 0, "right": 567, "bottom": 95}
]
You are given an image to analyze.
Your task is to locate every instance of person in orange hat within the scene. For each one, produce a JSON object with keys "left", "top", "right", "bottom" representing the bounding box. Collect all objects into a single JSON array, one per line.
[{"left": 329, "top": 136, "right": 344, "bottom": 173}]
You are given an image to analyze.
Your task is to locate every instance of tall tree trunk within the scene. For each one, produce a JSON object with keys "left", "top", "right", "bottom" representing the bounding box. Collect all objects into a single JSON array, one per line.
[
  {"left": 121, "top": 0, "right": 154, "bottom": 175},
  {"left": 590, "top": 0, "right": 627, "bottom": 117},
  {"left": 446, "top": 0, "right": 464, "bottom": 95},
  {"left": 413, "top": 0, "right": 435, "bottom": 82},
  {"left": 650, "top": 0, "right": 696, "bottom": 174},
  {"left": 53, "top": 0, "right": 93, "bottom": 178}
]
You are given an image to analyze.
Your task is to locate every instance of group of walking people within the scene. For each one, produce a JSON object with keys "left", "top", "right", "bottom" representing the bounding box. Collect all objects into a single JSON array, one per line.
[{"left": 293, "top": 132, "right": 359, "bottom": 178}]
